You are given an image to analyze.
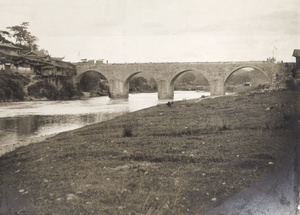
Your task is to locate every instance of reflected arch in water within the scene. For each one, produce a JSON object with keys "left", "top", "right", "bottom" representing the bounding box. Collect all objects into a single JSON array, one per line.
[{"left": 0, "top": 116, "right": 39, "bottom": 134}]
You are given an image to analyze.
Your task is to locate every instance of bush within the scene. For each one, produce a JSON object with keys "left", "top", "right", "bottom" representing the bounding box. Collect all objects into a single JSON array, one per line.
[
  {"left": 0, "top": 74, "right": 28, "bottom": 101},
  {"left": 60, "top": 82, "right": 82, "bottom": 99},
  {"left": 28, "top": 80, "right": 60, "bottom": 100},
  {"left": 129, "top": 77, "right": 156, "bottom": 93},
  {"left": 123, "top": 125, "right": 133, "bottom": 137},
  {"left": 0, "top": 74, "right": 81, "bottom": 101},
  {"left": 28, "top": 79, "right": 82, "bottom": 100}
]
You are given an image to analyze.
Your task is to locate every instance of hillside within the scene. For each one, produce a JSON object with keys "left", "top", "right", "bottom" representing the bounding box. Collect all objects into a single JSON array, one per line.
[
  {"left": 0, "top": 74, "right": 30, "bottom": 102},
  {"left": 0, "top": 74, "right": 82, "bottom": 102}
]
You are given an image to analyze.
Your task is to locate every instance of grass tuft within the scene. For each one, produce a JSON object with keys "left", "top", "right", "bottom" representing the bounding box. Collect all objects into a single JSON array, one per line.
[{"left": 123, "top": 125, "right": 133, "bottom": 137}]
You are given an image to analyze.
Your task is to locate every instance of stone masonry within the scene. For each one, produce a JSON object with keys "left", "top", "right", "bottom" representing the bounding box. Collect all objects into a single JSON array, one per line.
[{"left": 75, "top": 61, "right": 282, "bottom": 99}]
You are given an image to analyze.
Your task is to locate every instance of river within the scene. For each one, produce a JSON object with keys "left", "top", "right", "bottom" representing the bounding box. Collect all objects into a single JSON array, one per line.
[{"left": 0, "top": 91, "right": 210, "bottom": 156}]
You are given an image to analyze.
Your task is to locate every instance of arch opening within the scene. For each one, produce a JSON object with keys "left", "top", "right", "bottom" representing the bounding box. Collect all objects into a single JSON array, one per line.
[
  {"left": 225, "top": 67, "right": 270, "bottom": 94},
  {"left": 172, "top": 70, "right": 210, "bottom": 93},
  {"left": 125, "top": 71, "right": 158, "bottom": 94},
  {"left": 77, "top": 70, "right": 109, "bottom": 97}
]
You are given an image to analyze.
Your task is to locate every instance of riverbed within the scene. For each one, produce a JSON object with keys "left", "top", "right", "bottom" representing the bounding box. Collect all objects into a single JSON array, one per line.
[{"left": 0, "top": 91, "right": 210, "bottom": 156}]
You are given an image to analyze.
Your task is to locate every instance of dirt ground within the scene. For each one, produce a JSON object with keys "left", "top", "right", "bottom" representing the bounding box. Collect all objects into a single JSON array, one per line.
[{"left": 0, "top": 90, "right": 299, "bottom": 214}]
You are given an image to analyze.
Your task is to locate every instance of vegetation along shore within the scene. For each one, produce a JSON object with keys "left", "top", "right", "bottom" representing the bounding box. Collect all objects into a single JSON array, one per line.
[{"left": 0, "top": 88, "right": 299, "bottom": 214}]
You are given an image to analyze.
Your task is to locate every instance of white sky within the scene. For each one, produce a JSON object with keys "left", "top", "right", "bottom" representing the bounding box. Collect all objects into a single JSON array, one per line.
[{"left": 0, "top": 0, "right": 299, "bottom": 63}]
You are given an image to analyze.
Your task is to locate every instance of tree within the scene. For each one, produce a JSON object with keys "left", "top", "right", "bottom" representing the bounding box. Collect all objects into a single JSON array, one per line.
[
  {"left": 79, "top": 72, "right": 107, "bottom": 92},
  {"left": 129, "top": 77, "right": 148, "bottom": 92},
  {"left": 7, "top": 22, "right": 38, "bottom": 50},
  {"left": 40, "top": 48, "right": 49, "bottom": 55},
  {"left": 0, "top": 30, "right": 11, "bottom": 43},
  {"left": 181, "top": 73, "right": 196, "bottom": 84},
  {"left": 228, "top": 74, "right": 251, "bottom": 85}
]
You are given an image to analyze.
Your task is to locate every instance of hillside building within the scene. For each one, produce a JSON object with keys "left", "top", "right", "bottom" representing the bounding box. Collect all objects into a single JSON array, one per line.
[{"left": 0, "top": 42, "right": 76, "bottom": 77}]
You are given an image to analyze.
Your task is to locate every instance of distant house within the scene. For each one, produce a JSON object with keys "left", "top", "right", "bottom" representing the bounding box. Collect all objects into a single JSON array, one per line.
[
  {"left": 24, "top": 50, "right": 49, "bottom": 58},
  {"left": 0, "top": 43, "right": 22, "bottom": 52},
  {"left": 293, "top": 49, "right": 300, "bottom": 79},
  {"left": 41, "top": 57, "right": 76, "bottom": 77},
  {"left": 21, "top": 50, "right": 51, "bottom": 75},
  {"left": 293, "top": 49, "right": 300, "bottom": 68},
  {"left": 0, "top": 42, "right": 24, "bottom": 74}
]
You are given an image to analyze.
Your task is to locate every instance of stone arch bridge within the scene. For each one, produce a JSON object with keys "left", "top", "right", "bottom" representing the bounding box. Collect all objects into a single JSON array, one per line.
[{"left": 75, "top": 61, "right": 280, "bottom": 99}]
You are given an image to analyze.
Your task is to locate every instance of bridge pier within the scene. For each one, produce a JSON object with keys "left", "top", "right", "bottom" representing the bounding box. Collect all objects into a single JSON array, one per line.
[
  {"left": 210, "top": 78, "right": 225, "bottom": 96},
  {"left": 109, "top": 80, "right": 129, "bottom": 98},
  {"left": 157, "top": 80, "right": 174, "bottom": 99}
]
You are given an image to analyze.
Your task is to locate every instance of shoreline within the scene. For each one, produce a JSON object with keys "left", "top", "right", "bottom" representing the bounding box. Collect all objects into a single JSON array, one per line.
[
  {"left": 0, "top": 133, "right": 57, "bottom": 157},
  {"left": 0, "top": 91, "right": 213, "bottom": 157}
]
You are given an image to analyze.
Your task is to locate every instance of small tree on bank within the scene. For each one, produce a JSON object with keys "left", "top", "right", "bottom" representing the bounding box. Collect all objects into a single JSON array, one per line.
[{"left": 6, "top": 22, "right": 38, "bottom": 50}]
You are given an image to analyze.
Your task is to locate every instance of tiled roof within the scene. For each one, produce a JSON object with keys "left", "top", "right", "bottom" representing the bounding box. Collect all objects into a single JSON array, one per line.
[
  {"left": 0, "top": 42, "right": 22, "bottom": 49},
  {"left": 41, "top": 65, "right": 56, "bottom": 69},
  {"left": 0, "top": 57, "right": 15, "bottom": 63},
  {"left": 0, "top": 45, "right": 75, "bottom": 73},
  {"left": 0, "top": 49, "right": 22, "bottom": 57},
  {"left": 25, "top": 50, "right": 48, "bottom": 57}
]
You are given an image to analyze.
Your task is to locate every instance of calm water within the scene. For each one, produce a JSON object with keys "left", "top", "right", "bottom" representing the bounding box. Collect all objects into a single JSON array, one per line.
[{"left": 0, "top": 91, "right": 210, "bottom": 154}]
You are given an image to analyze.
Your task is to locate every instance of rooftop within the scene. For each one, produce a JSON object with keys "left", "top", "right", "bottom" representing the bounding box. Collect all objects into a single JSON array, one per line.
[
  {"left": 293, "top": 49, "right": 300, "bottom": 57},
  {"left": 25, "top": 50, "right": 49, "bottom": 58},
  {"left": 0, "top": 42, "right": 22, "bottom": 50},
  {"left": 0, "top": 49, "right": 22, "bottom": 58}
]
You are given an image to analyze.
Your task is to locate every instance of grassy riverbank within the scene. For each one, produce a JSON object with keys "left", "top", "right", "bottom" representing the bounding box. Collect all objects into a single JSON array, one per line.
[{"left": 0, "top": 90, "right": 299, "bottom": 214}]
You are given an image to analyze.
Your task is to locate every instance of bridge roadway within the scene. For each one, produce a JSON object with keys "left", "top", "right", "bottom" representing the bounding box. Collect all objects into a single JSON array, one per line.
[{"left": 75, "top": 61, "right": 281, "bottom": 99}]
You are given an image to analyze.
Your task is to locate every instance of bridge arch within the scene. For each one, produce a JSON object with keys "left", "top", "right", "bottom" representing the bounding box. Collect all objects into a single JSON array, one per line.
[
  {"left": 155, "top": 69, "right": 211, "bottom": 99},
  {"left": 170, "top": 69, "right": 193, "bottom": 86},
  {"left": 122, "top": 71, "right": 142, "bottom": 97},
  {"left": 225, "top": 65, "right": 271, "bottom": 85},
  {"left": 124, "top": 71, "right": 158, "bottom": 95},
  {"left": 171, "top": 69, "right": 210, "bottom": 91},
  {"left": 76, "top": 70, "right": 109, "bottom": 84},
  {"left": 76, "top": 70, "right": 110, "bottom": 96},
  {"left": 124, "top": 71, "right": 142, "bottom": 86}
]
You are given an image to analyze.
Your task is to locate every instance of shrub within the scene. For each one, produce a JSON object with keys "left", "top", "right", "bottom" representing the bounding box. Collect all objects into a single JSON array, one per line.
[
  {"left": 0, "top": 74, "right": 27, "bottom": 101},
  {"left": 123, "top": 125, "right": 133, "bottom": 137},
  {"left": 28, "top": 80, "right": 60, "bottom": 100}
]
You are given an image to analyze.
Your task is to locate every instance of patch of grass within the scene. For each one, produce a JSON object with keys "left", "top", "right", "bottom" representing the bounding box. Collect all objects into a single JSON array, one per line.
[{"left": 0, "top": 90, "right": 299, "bottom": 214}]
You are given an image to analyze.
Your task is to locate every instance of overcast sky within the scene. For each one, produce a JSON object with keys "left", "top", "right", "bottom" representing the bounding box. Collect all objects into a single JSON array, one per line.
[{"left": 0, "top": 0, "right": 299, "bottom": 63}]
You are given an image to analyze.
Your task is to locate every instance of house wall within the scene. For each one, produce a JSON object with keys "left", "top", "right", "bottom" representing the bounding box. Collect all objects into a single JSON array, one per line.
[
  {"left": 11, "top": 65, "right": 34, "bottom": 75},
  {"left": 0, "top": 64, "right": 34, "bottom": 75},
  {"left": 0, "top": 64, "right": 4, "bottom": 73},
  {"left": 296, "top": 57, "right": 300, "bottom": 67}
]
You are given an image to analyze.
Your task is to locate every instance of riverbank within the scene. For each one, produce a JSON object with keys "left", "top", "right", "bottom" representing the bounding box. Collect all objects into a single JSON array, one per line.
[
  {"left": 0, "top": 90, "right": 299, "bottom": 214},
  {"left": 0, "top": 74, "right": 82, "bottom": 102},
  {"left": 0, "top": 134, "right": 56, "bottom": 157}
]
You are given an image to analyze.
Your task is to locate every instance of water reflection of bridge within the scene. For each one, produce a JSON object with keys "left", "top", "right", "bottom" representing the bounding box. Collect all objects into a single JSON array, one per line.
[{"left": 75, "top": 61, "right": 286, "bottom": 99}]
